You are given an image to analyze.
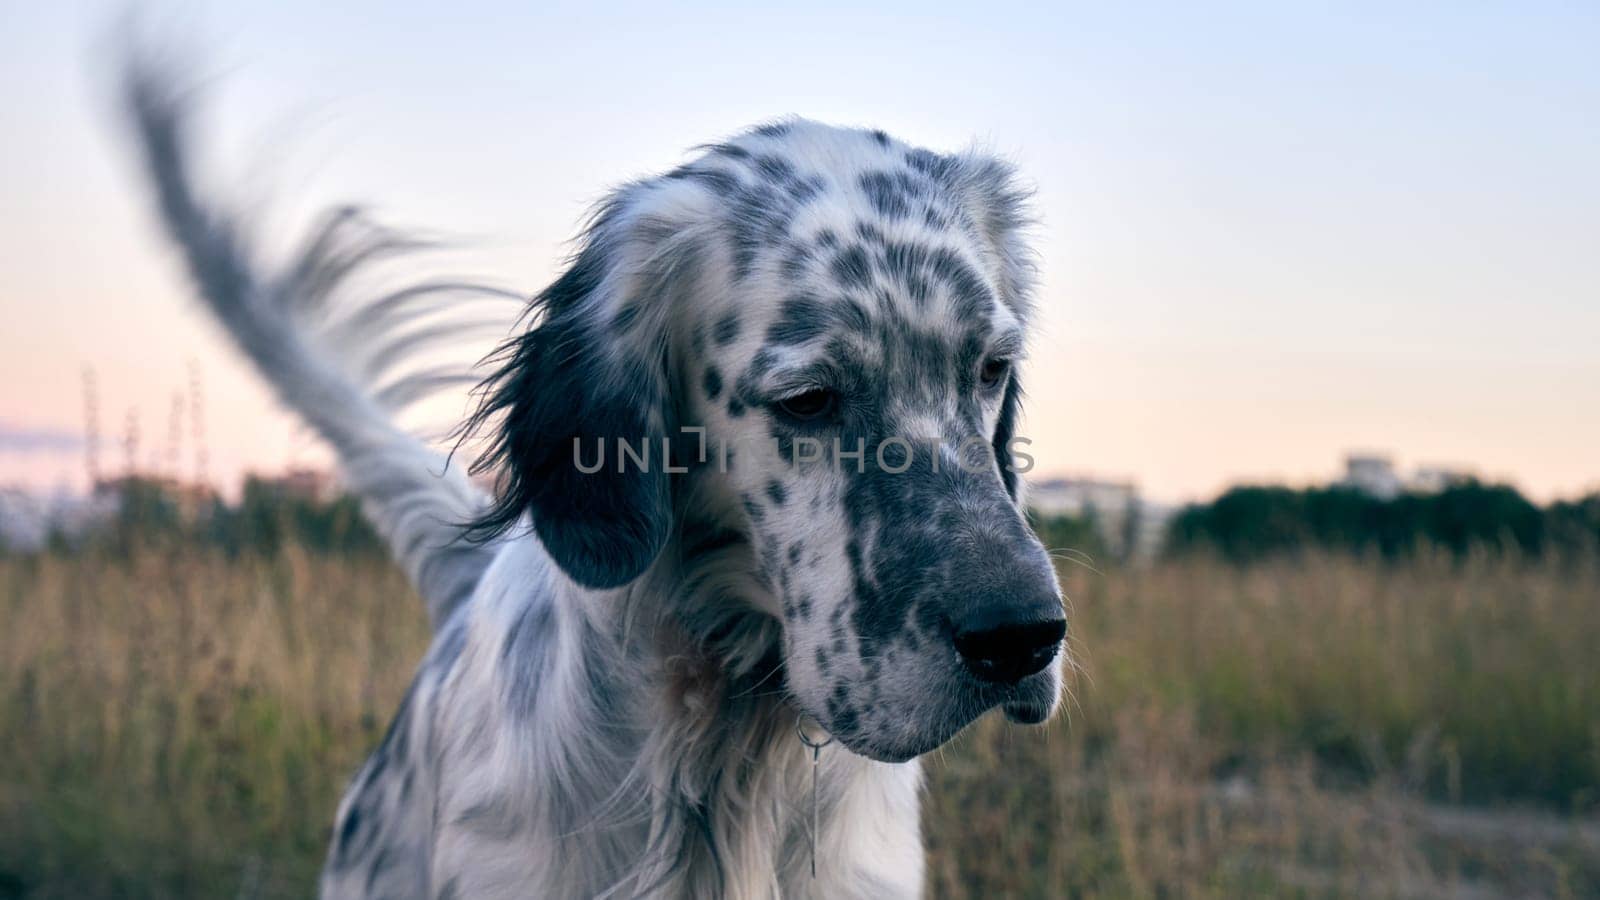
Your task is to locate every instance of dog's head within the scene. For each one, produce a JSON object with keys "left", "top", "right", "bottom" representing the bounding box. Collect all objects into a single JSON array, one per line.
[{"left": 469, "top": 121, "right": 1065, "bottom": 762}]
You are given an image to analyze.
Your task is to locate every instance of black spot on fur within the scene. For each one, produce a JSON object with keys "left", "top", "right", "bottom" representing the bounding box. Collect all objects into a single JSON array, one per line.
[
  {"left": 929, "top": 248, "right": 991, "bottom": 318},
  {"left": 365, "top": 848, "right": 393, "bottom": 894},
  {"left": 754, "top": 154, "right": 795, "bottom": 182},
  {"left": 337, "top": 807, "right": 363, "bottom": 860},
  {"left": 765, "top": 293, "right": 829, "bottom": 345},
  {"left": 702, "top": 367, "right": 723, "bottom": 399},
  {"left": 713, "top": 311, "right": 742, "bottom": 346},
  {"left": 501, "top": 600, "right": 556, "bottom": 719},
  {"left": 727, "top": 174, "right": 799, "bottom": 279},
  {"left": 742, "top": 495, "right": 764, "bottom": 521},
  {"left": 827, "top": 684, "right": 859, "bottom": 735},
  {"left": 859, "top": 171, "right": 913, "bottom": 220},
  {"left": 503, "top": 601, "right": 552, "bottom": 663},
  {"left": 672, "top": 165, "right": 741, "bottom": 196},
  {"left": 788, "top": 175, "right": 825, "bottom": 204},
  {"left": 830, "top": 245, "right": 872, "bottom": 289},
  {"left": 766, "top": 479, "right": 787, "bottom": 506},
  {"left": 838, "top": 298, "right": 872, "bottom": 334},
  {"left": 745, "top": 347, "right": 778, "bottom": 379},
  {"left": 430, "top": 617, "right": 468, "bottom": 676},
  {"left": 882, "top": 240, "right": 934, "bottom": 307},
  {"left": 905, "top": 148, "right": 957, "bottom": 182},
  {"left": 781, "top": 244, "right": 813, "bottom": 279}
]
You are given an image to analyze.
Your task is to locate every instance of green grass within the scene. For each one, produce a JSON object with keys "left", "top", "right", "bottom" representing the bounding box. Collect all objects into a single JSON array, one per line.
[{"left": 2, "top": 547, "right": 1597, "bottom": 897}]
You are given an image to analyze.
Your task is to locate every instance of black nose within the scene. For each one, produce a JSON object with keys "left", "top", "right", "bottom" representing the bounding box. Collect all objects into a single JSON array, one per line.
[{"left": 953, "top": 605, "right": 1066, "bottom": 684}]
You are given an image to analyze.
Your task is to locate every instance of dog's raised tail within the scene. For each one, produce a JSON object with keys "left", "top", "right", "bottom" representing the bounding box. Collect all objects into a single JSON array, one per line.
[{"left": 120, "top": 57, "right": 511, "bottom": 629}]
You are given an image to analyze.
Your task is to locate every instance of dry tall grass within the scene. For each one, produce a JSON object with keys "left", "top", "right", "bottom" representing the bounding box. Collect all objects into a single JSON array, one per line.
[
  {"left": 925, "top": 552, "right": 1600, "bottom": 898},
  {"left": 0, "top": 549, "right": 428, "bottom": 897},
  {"left": 2, "top": 548, "right": 1596, "bottom": 897}
]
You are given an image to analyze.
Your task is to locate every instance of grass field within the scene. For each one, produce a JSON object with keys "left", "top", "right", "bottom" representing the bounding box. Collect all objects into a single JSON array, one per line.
[{"left": 2, "top": 546, "right": 1597, "bottom": 898}]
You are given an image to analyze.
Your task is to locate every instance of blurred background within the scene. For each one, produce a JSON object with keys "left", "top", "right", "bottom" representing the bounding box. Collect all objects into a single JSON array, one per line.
[{"left": 1, "top": 2, "right": 1597, "bottom": 897}]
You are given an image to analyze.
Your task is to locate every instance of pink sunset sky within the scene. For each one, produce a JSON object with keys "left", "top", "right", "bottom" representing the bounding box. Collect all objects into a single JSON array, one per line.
[{"left": 2, "top": 3, "right": 1596, "bottom": 504}]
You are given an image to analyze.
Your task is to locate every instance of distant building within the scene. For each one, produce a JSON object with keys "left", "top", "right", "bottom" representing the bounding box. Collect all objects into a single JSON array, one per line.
[
  {"left": 1027, "top": 476, "right": 1172, "bottom": 561},
  {"left": 1029, "top": 476, "right": 1137, "bottom": 520},
  {"left": 93, "top": 475, "right": 220, "bottom": 521},
  {"left": 1338, "top": 453, "right": 1474, "bottom": 499},
  {"left": 1340, "top": 453, "right": 1402, "bottom": 500},
  {"left": 1408, "top": 465, "right": 1472, "bottom": 494},
  {"left": 252, "top": 467, "right": 335, "bottom": 503}
]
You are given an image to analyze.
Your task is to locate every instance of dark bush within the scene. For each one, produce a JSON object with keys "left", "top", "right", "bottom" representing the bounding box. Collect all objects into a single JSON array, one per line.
[{"left": 1168, "top": 481, "right": 1592, "bottom": 562}]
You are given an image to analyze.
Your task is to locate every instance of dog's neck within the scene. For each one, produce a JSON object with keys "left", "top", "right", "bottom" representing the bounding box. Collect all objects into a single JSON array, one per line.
[
  {"left": 558, "top": 530, "right": 908, "bottom": 896},
  {"left": 461, "top": 528, "right": 921, "bottom": 897},
  {"left": 606, "top": 533, "right": 815, "bottom": 895}
]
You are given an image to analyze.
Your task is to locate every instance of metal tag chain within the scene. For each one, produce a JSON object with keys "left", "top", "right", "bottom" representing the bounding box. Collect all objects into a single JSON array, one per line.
[{"left": 796, "top": 715, "right": 834, "bottom": 879}]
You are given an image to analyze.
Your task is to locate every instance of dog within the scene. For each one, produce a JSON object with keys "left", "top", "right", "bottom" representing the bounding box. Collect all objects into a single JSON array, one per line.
[{"left": 123, "top": 55, "right": 1067, "bottom": 899}]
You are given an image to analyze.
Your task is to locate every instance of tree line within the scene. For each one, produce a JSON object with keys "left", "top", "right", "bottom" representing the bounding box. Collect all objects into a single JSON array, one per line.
[
  {"left": 15, "top": 474, "right": 1599, "bottom": 564},
  {"left": 1165, "top": 481, "right": 1600, "bottom": 562}
]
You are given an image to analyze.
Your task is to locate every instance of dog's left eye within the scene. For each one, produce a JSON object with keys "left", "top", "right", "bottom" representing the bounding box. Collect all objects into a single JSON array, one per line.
[
  {"left": 773, "top": 388, "right": 838, "bottom": 422},
  {"left": 980, "top": 357, "right": 1011, "bottom": 389}
]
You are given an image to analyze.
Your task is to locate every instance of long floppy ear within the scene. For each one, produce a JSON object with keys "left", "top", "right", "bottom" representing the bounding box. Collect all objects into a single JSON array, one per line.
[{"left": 463, "top": 190, "right": 704, "bottom": 588}]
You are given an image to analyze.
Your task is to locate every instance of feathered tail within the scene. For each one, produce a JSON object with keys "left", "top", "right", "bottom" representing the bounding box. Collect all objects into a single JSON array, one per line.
[{"left": 121, "top": 54, "right": 515, "bottom": 628}]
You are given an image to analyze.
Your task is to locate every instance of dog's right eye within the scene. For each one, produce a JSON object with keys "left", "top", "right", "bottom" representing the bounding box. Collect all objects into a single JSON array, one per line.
[{"left": 772, "top": 389, "right": 838, "bottom": 422}]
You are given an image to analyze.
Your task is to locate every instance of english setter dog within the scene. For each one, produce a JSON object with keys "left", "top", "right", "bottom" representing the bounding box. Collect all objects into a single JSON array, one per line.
[{"left": 123, "top": 56, "right": 1066, "bottom": 900}]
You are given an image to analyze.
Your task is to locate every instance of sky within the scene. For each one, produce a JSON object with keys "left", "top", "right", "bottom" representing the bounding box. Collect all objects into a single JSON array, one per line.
[{"left": 1, "top": 1, "right": 1596, "bottom": 504}]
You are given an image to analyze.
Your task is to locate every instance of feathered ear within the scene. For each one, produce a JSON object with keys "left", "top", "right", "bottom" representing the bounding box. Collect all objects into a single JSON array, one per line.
[
  {"left": 945, "top": 152, "right": 1036, "bottom": 319},
  {"left": 463, "top": 191, "right": 703, "bottom": 589},
  {"left": 953, "top": 153, "right": 1033, "bottom": 505}
]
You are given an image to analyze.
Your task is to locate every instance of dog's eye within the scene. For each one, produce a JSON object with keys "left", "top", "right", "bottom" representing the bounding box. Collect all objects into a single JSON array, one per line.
[
  {"left": 773, "top": 388, "right": 838, "bottom": 422},
  {"left": 980, "top": 357, "right": 1011, "bottom": 389}
]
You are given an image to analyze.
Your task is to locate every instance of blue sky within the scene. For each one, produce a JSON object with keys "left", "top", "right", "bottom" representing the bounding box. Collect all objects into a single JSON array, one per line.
[{"left": 2, "top": 2, "right": 1596, "bottom": 501}]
